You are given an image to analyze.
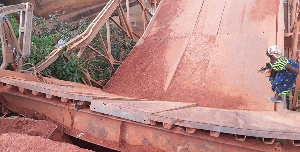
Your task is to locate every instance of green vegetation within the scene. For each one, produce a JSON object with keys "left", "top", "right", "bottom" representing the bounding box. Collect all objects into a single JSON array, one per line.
[
  {"left": 286, "top": 88, "right": 300, "bottom": 108},
  {"left": 1, "top": 13, "right": 135, "bottom": 87}
]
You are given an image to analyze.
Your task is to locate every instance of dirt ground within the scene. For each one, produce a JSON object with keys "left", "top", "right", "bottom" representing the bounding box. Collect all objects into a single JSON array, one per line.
[
  {"left": 0, "top": 133, "right": 91, "bottom": 152},
  {"left": 0, "top": 117, "right": 86, "bottom": 151},
  {"left": 0, "top": 117, "right": 57, "bottom": 138}
]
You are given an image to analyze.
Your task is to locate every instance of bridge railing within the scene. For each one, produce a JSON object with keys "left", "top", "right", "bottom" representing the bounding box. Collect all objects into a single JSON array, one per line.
[
  {"left": 284, "top": 0, "right": 300, "bottom": 110},
  {"left": 0, "top": 3, "right": 33, "bottom": 70}
]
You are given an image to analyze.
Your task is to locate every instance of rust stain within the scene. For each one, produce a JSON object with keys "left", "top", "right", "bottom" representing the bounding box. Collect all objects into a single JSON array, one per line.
[
  {"left": 250, "top": 0, "right": 279, "bottom": 21},
  {"left": 105, "top": 0, "right": 275, "bottom": 111},
  {"left": 240, "top": 4, "right": 246, "bottom": 31},
  {"left": 3, "top": 0, "right": 300, "bottom": 151}
]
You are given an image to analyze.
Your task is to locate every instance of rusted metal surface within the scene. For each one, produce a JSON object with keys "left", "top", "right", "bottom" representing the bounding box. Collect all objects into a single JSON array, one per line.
[
  {"left": 288, "top": 0, "right": 299, "bottom": 59},
  {"left": 0, "top": 3, "right": 28, "bottom": 14},
  {"left": 1, "top": 86, "right": 300, "bottom": 151},
  {"left": 90, "top": 100, "right": 196, "bottom": 124},
  {"left": 31, "top": 0, "right": 157, "bottom": 79},
  {"left": 104, "top": 0, "right": 279, "bottom": 111},
  {"left": 0, "top": 3, "right": 33, "bottom": 69},
  {"left": 11, "top": 0, "right": 159, "bottom": 88},
  {"left": 235, "top": 135, "right": 246, "bottom": 142},
  {"left": 263, "top": 138, "right": 275, "bottom": 145},
  {"left": 0, "top": 74, "right": 133, "bottom": 101},
  {"left": 210, "top": 131, "right": 220, "bottom": 137},
  {"left": 2, "top": 73, "right": 300, "bottom": 149},
  {"left": 152, "top": 107, "right": 300, "bottom": 140},
  {"left": 2, "top": 0, "right": 107, "bottom": 17},
  {"left": 0, "top": 77, "right": 93, "bottom": 101},
  {"left": 91, "top": 98, "right": 300, "bottom": 141},
  {"left": 1, "top": 90, "right": 122, "bottom": 146},
  {"left": 33, "top": 0, "right": 122, "bottom": 73},
  {"left": 1, "top": 0, "right": 300, "bottom": 151},
  {"left": 284, "top": 0, "right": 300, "bottom": 110}
]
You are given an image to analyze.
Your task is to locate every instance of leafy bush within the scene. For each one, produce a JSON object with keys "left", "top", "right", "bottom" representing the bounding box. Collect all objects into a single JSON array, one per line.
[{"left": 0, "top": 13, "right": 135, "bottom": 87}]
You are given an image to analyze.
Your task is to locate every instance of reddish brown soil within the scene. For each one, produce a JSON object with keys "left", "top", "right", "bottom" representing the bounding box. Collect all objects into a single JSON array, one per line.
[
  {"left": 0, "top": 117, "right": 57, "bottom": 138},
  {"left": 0, "top": 133, "right": 91, "bottom": 152}
]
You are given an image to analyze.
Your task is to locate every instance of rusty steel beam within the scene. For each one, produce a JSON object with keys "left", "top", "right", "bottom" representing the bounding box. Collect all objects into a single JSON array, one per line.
[
  {"left": 0, "top": 3, "right": 27, "bottom": 15},
  {"left": 0, "top": 77, "right": 93, "bottom": 102},
  {"left": 118, "top": 3, "right": 134, "bottom": 39},
  {"left": 288, "top": 0, "right": 292, "bottom": 33},
  {"left": 90, "top": 99, "right": 196, "bottom": 124},
  {"left": 2, "top": 71, "right": 300, "bottom": 142},
  {"left": 104, "top": 0, "right": 279, "bottom": 111},
  {"left": 285, "top": 1, "right": 300, "bottom": 110},
  {"left": 109, "top": 17, "right": 140, "bottom": 41},
  {"left": 290, "top": 0, "right": 297, "bottom": 32},
  {"left": 1, "top": 88, "right": 299, "bottom": 152},
  {"left": 110, "top": 17, "right": 130, "bottom": 35},
  {"left": 0, "top": 3, "right": 33, "bottom": 70},
  {"left": 34, "top": 0, "right": 122, "bottom": 73},
  {"left": 293, "top": 75, "right": 300, "bottom": 109},
  {"left": 136, "top": 0, "right": 153, "bottom": 18},
  {"left": 4, "top": 18, "right": 21, "bottom": 55},
  {"left": 106, "top": 21, "right": 112, "bottom": 64},
  {"left": 0, "top": 17, "right": 14, "bottom": 69},
  {"left": 33, "top": 0, "right": 156, "bottom": 74},
  {"left": 18, "top": 3, "right": 33, "bottom": 60},
  {"left": 291, "top": 21, "right": 299, "bottom": 60},
  {"left": 283, "top": 0, "right": 300, "bottom": 110}
]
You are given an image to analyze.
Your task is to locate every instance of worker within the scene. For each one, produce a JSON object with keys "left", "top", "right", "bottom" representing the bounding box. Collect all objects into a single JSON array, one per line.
[{"left": 259, "top": 45, "right": 300, "bottom": 103}]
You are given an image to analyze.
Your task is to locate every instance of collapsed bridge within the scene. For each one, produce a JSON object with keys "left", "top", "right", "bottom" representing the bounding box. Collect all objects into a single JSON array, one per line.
[{"left": 1, "top": 0, "right": 300, "bottom": 151}]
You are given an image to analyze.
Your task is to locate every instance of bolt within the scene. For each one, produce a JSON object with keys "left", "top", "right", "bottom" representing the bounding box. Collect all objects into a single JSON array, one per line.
[{"left": 76, "top": 133, "right": 84, "bottom": 138}]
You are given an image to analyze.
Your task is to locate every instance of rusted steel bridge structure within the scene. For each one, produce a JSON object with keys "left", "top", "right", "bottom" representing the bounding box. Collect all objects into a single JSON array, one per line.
[{"left": 1, "top": 0, "right": 300, "bottom": 151}]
